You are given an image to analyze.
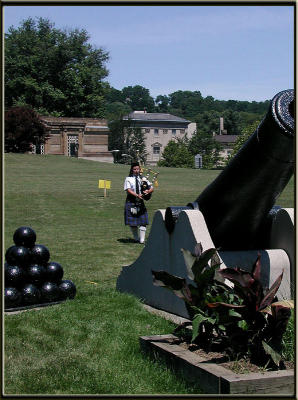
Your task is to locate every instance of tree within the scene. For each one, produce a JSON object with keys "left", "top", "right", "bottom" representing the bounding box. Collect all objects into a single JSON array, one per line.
[
  {"left": 188, "top": 130, "right": 222, "bottom": 169},
  {"left": 221, "top": 110, "right": 242, "bottom": 135},
  {"left": 155, "top": 95, "right": 170, "bottom": 113},
  {"left": 5, "top": 17, "right": 109, "bottom": 117},
  {"left": 108, "top": 116, "right": 147, "bottom": 164},
  {"left": 227, "top": 119, "right": 261, "bottom": 164},
  {"left": 168, "top": 90, "right": 203, "bottom": 118},
  {"left": 5, "top": 106, "right": 48, "bottom": 153},
  {"left": 121, "top": 85, "right": 155, "bottom": 112},
  {"left": 158, "top": 138, "right": 193, "bottom": 168},
  {"left": 194, "top": 110, "right": 221, "bottom": 134},
  {"left": 124, "top": 126, "right": 148, "bottom": 164}
]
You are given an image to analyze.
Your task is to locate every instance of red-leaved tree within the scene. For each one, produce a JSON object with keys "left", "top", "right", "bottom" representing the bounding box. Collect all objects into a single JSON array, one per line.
[{"left": 5, "top": 107, "right": 48, "bottom": 153}]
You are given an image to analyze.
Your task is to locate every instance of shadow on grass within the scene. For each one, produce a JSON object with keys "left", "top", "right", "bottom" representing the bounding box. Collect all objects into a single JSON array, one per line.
[{"left": 117, "top": 238, "right": 140, "bottom": 244}]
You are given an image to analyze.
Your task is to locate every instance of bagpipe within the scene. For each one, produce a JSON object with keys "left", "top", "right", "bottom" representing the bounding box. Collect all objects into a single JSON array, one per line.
[{"left": 140, "top": 167, "right": 159, "bottom": 201}]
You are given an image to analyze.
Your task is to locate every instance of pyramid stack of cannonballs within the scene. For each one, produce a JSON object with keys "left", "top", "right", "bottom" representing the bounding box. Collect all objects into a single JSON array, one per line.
[{"left": 5, "top": 226, "right": 76, "bottom": 311}]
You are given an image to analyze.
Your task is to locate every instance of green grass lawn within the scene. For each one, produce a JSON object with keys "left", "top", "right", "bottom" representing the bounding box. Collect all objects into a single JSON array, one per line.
[{"left": 4, "top": 154, "right": 294, "bottom": 395}]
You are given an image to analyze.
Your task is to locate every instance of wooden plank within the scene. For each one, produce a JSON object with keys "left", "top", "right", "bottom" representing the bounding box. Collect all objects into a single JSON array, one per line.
[
  {"left": 139, "top": 335, "right": 294, "bottom": 395},
  {"left": 220, "top": 369, "right": 295, "bottom": 394}
]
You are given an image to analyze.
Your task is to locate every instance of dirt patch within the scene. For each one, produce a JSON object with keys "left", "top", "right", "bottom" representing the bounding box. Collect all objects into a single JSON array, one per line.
[{"left": 176, "top": 340, "right": 294, "bottom": 374}]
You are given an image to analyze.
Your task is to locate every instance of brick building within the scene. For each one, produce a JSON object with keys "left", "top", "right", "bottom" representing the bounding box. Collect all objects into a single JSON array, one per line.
[{"left": 35, "top": 116, "right": 113, "bottom": 163}]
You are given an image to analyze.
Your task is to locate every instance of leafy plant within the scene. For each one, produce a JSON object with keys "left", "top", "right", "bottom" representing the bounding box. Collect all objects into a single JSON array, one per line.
[
  {"left": 207, "top": 254, "right": 293, "bottom": 368},
  {"left": 152, "top": 244, "right": 293, "bottom": 369},
  {"left": 152, "top": 243, "right": 239, "bottom": 347}
]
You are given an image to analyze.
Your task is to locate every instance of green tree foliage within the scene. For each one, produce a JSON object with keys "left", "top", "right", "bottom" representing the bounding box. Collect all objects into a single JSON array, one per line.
[
  {"left": 194, "top": 110, "right": 242, "bottom": 136},
  {"left": 124, "top": 126, "right": 148, "bottom": 164},
  {"left": 168, "top": 90, "right": 203, "bottom": 118},
  {"left": 121, "top": 85, "right": 155, "bottom": 112},
  {"left": 108, "top": 116, "right": 147, "bottom": 164},
  {"left": 152, "top": 90, "right": 269, "bottom": 121},
  {"left": 5, "top": 17, "right": 109, "bottom": 117},
  {"left": 155, "top": 95, "right": 170, "bottom": 112},
  {"left": 5, "top": 106, "right": 48, "bottom": 153},
  {"left": 158, "top": 138, "right": 193, "bottom": 168},
  {"left": 228, "top": 119, "right": 261, "bottom": 162},
  {"left": 195, "top": 111, "right": 221, "bottom": 134},
  {"left": 108, "top": 118, "right": 127, "bottom": 155},
  {"left": 188, "top": 130, "right": 222, "bottom": 169}
]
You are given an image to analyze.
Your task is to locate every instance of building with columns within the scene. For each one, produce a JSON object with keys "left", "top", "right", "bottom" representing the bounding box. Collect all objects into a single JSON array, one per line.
[{"left": 36, "top": 116, "right": 113, "bottom": 163}]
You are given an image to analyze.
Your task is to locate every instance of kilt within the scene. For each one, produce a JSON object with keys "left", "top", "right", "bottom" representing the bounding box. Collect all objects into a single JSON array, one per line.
[{"left": 124, "top": 200, "right": 149, "bottom": 226}]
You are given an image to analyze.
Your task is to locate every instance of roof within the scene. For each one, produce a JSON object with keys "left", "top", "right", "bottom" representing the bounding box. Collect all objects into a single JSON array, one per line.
[
  {"left": 39, "top": 116, "right": 108, "bottom": 126},
  {"left": 214, "top": 135, "right": 238, "bottom": 144},
  {"left": 124, "top": 112, "right": 190, "bottom": 123}
]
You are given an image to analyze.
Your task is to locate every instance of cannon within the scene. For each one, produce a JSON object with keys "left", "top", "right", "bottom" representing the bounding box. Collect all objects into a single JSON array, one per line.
[
  {"left": 165, "top": 89, "right": 294, "bottom": 250},
  {"left": 117, "top": 89, "right": 294, "bottom": 318}
]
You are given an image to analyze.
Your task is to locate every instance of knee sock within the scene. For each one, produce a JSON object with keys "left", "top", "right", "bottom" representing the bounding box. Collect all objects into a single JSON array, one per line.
[
  {"left": 130, "top": 226, "right": 139, "bottom": 241},
  {"left": 139, "top": 226, "right": 146, "bottom": 243}
]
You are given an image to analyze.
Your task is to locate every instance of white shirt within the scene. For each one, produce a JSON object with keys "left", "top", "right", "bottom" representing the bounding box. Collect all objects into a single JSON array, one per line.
[{"left": 124, "top": 176, "right": 151, "bottom": 192}]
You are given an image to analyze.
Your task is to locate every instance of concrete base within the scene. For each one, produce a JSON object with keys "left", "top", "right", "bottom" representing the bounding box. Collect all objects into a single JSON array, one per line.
[{"left": 117, "top": 209, "right": 293, "bottom": 319}]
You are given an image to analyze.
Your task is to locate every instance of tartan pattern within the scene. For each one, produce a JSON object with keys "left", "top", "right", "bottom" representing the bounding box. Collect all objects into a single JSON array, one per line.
[{"left": 124, "top": 200, "right": 149, "bottom": 226}]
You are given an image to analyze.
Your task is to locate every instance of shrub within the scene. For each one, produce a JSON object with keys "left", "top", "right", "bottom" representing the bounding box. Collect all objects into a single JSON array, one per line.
[{"left": 5, "top": 106, "right": 48, "bottom": 153}]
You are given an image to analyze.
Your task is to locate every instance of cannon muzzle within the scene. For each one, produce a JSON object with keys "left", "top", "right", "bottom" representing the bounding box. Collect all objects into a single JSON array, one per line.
[{"left": 165, "top": 89, "right": 294, "bottom": 250}]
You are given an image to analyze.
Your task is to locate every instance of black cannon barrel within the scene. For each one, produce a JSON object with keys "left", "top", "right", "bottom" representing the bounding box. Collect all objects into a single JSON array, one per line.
[{"left": 165, "top": 89, "right": 294, "bottom": 250}]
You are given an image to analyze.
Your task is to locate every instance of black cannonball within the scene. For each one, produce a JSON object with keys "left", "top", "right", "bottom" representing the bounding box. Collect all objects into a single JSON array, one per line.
[
  {"left": 45, "top": 262, "right": 64, "bottom": 282},
  {"left": 30, "top": 244, "right": 50, "bottom": 265},
  {"left": 40, "top": 281, "right": 60, "bottom": 302},
  {"left": 26, "top": 264, "right": 46, "bottom": 285},
  {"left": 5, "top": 245, "right": 30, "bottom": 266},
  {"left": 5, "top": 264, "right": 25, "bottom": 287},
  {"left": 13, "top": 226, "right": 36, "bottom": 248},
  {"left": 5, "top": 287, "right": 22, "bottom": 309},
  {"left": 59, "top": 280, "right": 76, "bottom": 300},
  {"left": 21, "top": 284, "right": 41, "bottom": 305}
]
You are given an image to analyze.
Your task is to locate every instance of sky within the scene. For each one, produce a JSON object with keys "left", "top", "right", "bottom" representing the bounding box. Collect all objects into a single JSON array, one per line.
[{"left": 3, "top": 4, "right": 294, "bottom": 102}]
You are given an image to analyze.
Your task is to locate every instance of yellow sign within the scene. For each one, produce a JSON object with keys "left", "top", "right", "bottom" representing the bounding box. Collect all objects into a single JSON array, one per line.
[
  {"left": 98, "top": 179, "right": 111, "bottom": 197},
  {"left": 98, "top": 180, "right": 111, "bottom": 189}
]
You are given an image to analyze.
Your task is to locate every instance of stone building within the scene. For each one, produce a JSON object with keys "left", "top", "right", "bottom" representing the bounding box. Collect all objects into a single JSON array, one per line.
[
  {"left": 213, "top": 134, "right": 238, "bottom": 160},
  {"left": 36, "top": 116, "right": 113, "bottom": 163},
  {"left": 212, "top": 117, "right": 238, "bottom": 160},
  {"left": 123, "top": 111, "right": 196, "bottom": 166}
]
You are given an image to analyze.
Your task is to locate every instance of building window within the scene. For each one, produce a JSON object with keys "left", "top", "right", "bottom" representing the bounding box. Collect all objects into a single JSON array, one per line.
[
  {"left": 172, "top": 129, "right": 176, "bottom": 135},
  {"left": 153, "top": 146, "right": 160, "bottom": 154},
  {"left": 163, "top": 129, "right": 168, "bottom": 134},
  {"left": 180, "top": 129, "right": 185, "bottom": 134},
  {"left": 145, "top": 129, "right": 150, "bottom": 133},
  {"left": 154, "top": 129, "right": 159, "bottom": 136}
]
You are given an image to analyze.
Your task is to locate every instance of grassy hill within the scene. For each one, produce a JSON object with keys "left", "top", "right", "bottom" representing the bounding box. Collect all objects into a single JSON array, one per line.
[{"left": 4, "top": 154, "right": 294, "bottom": 395}]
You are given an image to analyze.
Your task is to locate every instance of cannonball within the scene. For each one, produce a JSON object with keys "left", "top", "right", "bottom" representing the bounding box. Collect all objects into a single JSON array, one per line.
[
  {"left": 59, "top": 280, "right": 76, "bottom": 300},
  {"left": 5, "top": 264, "right": 25, "bottom": 287},
  {"left": 26, "top": 264, "right": 46, "bottom": 285},
  {"left": 21, "top": 284, "right": 41, "bottom": 305},
  {"left": 30, "top": 244, "right": 50, "bottom": 265},
  {"left": 5, "top": 287, "right": 22, "bottom": 309},
  {"left": 13, "top": 226, "right": 36, "bottom": 248},
  {"left": 40, "top": 281, "right": 60, "bottom": 302},
  {"left": 5, "top": 245, "right": 30, "bottom": 266},
  {"left": 45, "top": 262, "right": 63, "bottom": 282}
]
